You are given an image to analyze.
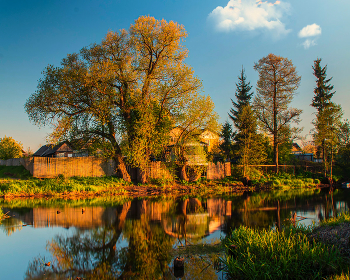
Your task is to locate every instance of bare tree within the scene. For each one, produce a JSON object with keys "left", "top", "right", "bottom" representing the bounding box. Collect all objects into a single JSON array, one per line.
[{"left": 253, "top": 54, "right": 302, "bottom": 172}]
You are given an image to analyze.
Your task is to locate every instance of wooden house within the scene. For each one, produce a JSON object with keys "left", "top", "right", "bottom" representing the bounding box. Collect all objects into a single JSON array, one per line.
[{"left": 33, "top": 141, "right": 74, "bottom": 158}]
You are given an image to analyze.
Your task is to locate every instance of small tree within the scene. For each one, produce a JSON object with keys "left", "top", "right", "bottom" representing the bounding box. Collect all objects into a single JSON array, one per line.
[
  {"left": 234, "top": 105, "right": 267, "bottom": 177},
  {"left": 219, "top": 121, "right": 234, "bottom": 161},
  {"left": 0, "top": 136, "right": 23, "bottom": 160},
  {"left": 253, "top": 54, "right": 302, "bottom": 172},
  {"left": 337, "top": 120, "right": 350, "bottom": 179},
  {"left": 312, "top": 103, "right": 343, "bottom": 179}
]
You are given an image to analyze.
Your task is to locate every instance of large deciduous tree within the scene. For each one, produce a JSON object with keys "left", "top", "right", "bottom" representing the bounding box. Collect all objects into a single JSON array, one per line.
[
  {"left": 25, "top": 16, "right": 203, "bottom": 182},
  {"left": 253, "top": 54, "right": 302, "bottom": 172},
  {"left": 0, "top": 136, "right": 23, "bottom": 160}
]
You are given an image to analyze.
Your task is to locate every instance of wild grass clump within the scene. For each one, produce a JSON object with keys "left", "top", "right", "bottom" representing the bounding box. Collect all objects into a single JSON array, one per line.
[
  {"left": 319, "top": 211, "right": 350, "bottom": 227},
  {"left": 251, "top": 172, "right": 319, "bottom": 189},
  {"left": 221, "top": 226, "right": 346, "bottom": 279}
]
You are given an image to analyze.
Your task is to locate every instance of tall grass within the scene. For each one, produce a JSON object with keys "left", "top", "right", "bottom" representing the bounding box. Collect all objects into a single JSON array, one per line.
[
  {"left": 319, "top": 211, "right": 350, "bottom": 227},
  {"left": 221, "top": 226, "right": 347, "bottom": 279}
]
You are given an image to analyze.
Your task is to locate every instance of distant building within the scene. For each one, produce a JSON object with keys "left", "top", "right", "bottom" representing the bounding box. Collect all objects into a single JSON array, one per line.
[
  {"left": 291, "top": 143, "right": 302, "bottom": 155},
  {"left": 33, "top": 142, "right": 74, "bottom": 158},
  {"left": 291, "top": 142, "right": 320, "bottom": 162},
  {"left": 166, "top": 127, "right": 220, "bottom": 165},
  {"left": 169, "top": 127, "right": 219, "bottom": 152}
]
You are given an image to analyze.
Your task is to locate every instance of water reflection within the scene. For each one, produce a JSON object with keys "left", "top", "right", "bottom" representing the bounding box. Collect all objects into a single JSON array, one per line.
[{"left": 1, "top": 188, "right": 349, "bottom": 279}]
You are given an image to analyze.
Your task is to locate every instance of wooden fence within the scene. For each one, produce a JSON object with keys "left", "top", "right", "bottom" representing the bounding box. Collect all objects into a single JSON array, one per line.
[{"left": 1, "top": 156, "right": 232, "bottom": 181}]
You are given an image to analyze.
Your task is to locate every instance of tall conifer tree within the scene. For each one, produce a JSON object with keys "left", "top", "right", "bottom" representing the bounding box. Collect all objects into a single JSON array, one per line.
[
  {"left": 311, "top": 58, "right": 340, "bottom": 178},
  {"left": 229, "top": 67, "right": 265, "bottom": 176},
  {"left": 229, "top": 67, "right": 253, "bottom": 127},
  {"left": 311, "top": 58, "right": 335, "bottom": 112}
]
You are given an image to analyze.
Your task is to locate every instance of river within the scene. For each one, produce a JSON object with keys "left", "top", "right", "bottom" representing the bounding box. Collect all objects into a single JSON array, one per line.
[{"left": 1, "top": 187, "right": 349, "bottom": 279}]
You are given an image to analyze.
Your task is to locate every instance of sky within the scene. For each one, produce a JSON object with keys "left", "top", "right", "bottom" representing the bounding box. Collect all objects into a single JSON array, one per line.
[{"left": 1, "top": 0, "right": 349, "bottom": 151}]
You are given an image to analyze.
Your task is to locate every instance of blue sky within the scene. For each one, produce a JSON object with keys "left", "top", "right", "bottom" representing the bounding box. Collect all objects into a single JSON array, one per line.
[{"left": 1, "top": 0, "right": 349, "bottom": 151}]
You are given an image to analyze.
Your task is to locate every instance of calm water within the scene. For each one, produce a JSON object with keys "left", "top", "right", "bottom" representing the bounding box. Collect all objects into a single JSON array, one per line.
[{"left": 1, "top": 188, "right": 349, "bottom": 279}]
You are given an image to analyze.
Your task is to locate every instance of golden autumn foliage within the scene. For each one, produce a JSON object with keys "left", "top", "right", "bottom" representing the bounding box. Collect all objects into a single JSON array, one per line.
[{"left": 25, "top": 16, "right": 217, "bottom": 182}]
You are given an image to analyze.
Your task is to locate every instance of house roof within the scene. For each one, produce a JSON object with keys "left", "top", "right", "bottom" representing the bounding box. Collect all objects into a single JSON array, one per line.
[
  {"left": 33, "top": 141, "right": 73, "bottom": 157},
  {"left": 292, "top": 143, "right": 302, "bottom": 151}
]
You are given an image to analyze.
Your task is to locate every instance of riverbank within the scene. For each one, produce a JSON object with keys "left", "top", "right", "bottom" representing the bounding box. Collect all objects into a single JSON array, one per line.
[
  {"left": 0, "top": 175, "right": 324, "bottom": 198},
  {"left": 220, "top": 212, "right": 350, "bottom": 280},
  {"left": 0, "top": 165, "right": 326, "bottom": 198}
]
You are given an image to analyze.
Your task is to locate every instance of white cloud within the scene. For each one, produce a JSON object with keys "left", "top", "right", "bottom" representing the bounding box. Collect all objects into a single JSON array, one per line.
[
  {"left": 302, "top": 39, "right": 317, "bottom": 49},
  {"left": 208, "top": 0, "right": 291, "bottom": 39},
  {"left": 298, "top": 24, "right": 321, "bottom": 38},
  {"left": 298, "top": 24, "right": 321, "bottom": 49}
]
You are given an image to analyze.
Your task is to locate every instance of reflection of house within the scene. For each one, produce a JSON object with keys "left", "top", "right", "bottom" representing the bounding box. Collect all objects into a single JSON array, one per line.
[{"left": 33, "top": 141, "right": 74, "bottom": 158}]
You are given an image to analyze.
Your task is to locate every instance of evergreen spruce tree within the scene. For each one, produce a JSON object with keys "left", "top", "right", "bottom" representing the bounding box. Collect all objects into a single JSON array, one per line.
[
  {"left": 219, "top": 121, "right": 234, "bottom": 161},
  {"left": 311, "top": 58, "right": 340, "bottom": 178},
  {"left": 234, "top": 105, "right": 267, "bottom": 177},
  {"left": 311, "top": 58, "right": 335, "bottom": 112},
  {"left": 229, "top": 67, "right": 254, "bottom": 127},
  {"left": 229, "top": 67, "right": 265, "bottom": 177}
]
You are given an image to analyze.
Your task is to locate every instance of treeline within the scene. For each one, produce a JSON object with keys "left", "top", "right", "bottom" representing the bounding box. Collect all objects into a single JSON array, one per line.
[{"left": 219, "top": 54, "right": 350, "bottom": 180}]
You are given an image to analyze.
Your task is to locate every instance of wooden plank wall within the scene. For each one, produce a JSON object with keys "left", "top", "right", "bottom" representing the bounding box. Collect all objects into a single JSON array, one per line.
[{"left": 32, "top": 157, "right": 116, "bottom": 178}]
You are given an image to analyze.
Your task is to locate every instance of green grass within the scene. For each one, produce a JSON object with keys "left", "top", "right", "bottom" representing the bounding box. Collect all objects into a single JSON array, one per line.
[
  {"left": 221, "top": 226, "right": 348, "bottom": 280},
  {"left": 250, "top": 172, "right": 320, "bottom": 189},
  {"left": 0, "top": 175, "right": 131, "bottom": 197},
  {"left": 319, "top": 211, "right": 350, "bottom": 227},
  {"left": 0, "top": 165, "right": 32, "bottom": 179}
]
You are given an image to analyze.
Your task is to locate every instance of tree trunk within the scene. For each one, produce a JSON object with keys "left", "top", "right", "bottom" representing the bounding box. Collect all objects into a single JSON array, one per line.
[
  {"left": 137, "top": 168, "right": 147, "bottom": 184},
  {"left": 114, "top": 153, "right": 131, "bottom": 182},
  {"left": 330, "top": 144, "right": 333, "bottom": 182},
  {"left": 189, "top": 169, "right": 202, "bottom": 182},
  {"left": 273, "top": 70, "right": 278, "bottom": 174},
  {"left": 274, "top": 143, "right": 279, "bottom": 173},
  {"left": 180, "top": 164, "right": 189, "bottom": 182},
  {"left": 322, "top": 140, "right": 327, "bottom": 178}
]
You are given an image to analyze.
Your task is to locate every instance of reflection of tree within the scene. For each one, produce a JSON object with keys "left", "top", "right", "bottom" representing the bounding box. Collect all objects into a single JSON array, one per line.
[
  {"left": 25, "top": 202, "right": 131, "bottom": 280},
  {"left": 24, "top": 200, "right": 175, "bottom": 280},
  {"left": 0, "top": 217, "right": 23, "bottom": 236},
  {"left": 120, "top": 216, "right": 173, "bottom": 279}
]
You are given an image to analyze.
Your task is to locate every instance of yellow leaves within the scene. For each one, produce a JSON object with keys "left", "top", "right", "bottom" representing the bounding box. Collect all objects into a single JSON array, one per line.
[{"left": 0, "top": 136, "right": 24, "bottom": 160}]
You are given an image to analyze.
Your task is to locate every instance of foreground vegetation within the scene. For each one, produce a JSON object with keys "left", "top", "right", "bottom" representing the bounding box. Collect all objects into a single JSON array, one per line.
[{"left": 220, "top": 212, "right": 350, "bottom": 280}]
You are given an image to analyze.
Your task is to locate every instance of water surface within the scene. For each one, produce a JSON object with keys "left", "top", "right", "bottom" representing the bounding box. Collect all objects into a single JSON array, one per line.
[{"left": 1, "top": 188, "right": 349, "bottom": 279}]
